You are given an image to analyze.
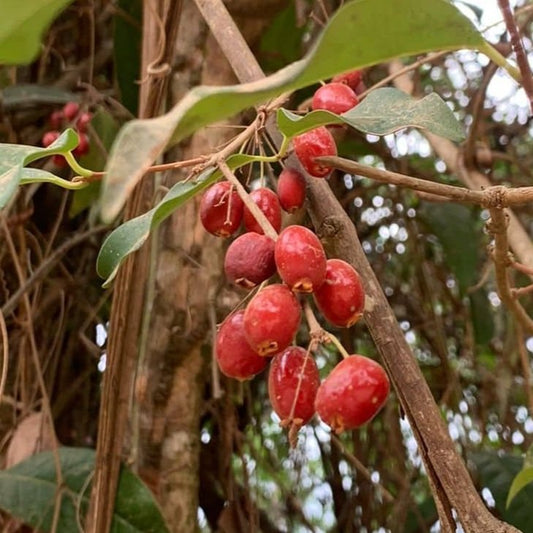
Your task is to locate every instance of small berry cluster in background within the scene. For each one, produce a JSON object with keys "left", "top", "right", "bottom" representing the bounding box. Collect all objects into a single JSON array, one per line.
[
  {"left": 41, "top": 101, "right": 92, "bottom": 167},
  {"left": 201, "top": 72, "right": 390, "bottom": 444}
]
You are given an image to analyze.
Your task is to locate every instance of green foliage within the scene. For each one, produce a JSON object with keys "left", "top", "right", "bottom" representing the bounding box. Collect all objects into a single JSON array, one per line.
[
  {"left": 0, "top": 0, "right": 75, "bottom": 64},
  {"left": 0, "top": 447, "right": 169, "bottom": 532},
  {"left": 419, "top": 203, "right": 482, "bottom": 295},
  {"left": 277, "top": 88, "right": 465, "bottom": 141},
  {"left": 507, "top": 444, "right": 533, "bottom": 508},
  {"left": 1, "top": 85, "right": 79, "bottom": 109},
  {"left": 99, "top": 0, "right": 484, "bottom": 222},
  {"left": 471, "top": 451, "right": 533, "bottom": 531}
]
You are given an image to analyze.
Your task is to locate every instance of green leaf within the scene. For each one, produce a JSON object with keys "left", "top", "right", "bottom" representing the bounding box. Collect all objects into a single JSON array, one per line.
[
  {"left": 0, "top": 1, "right": 75, "bottom": 65},
  {"left": 0, "top": 129, "right": 80, "bottom": 208},
  {"left": 0, "top": 447, "right": 169, "bottom": 532},
  {"left": 507, "top": 467, "right": 533, "bottom": 509},
  {"left": 277, "top": 89, "right": 465, "bottom": 141},
  {"left": 419, "top": 203, "right": 481, "bottom": 295},
  {"left": 1, "top": 85, "right": 78, "bottom": 109},
  {"left": 100, "top": 0, "right": 484, "bottom": 222},
  {"left": 97, "top": 154, "right": 256, "bottom": 285},
  {"left": 471, "top": 451, "right": 533, "bottom": 531}
]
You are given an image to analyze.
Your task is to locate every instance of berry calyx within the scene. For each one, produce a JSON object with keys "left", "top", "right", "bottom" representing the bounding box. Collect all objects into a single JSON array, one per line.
[
  {"left": 311, "top": 82, "right": 359, "bottom": 115},
  {"left": 268, "top": 346, "right": 320, "bottom": 427},
  {"left": 224, "top": 233, "right": 276, "bottom": 289},
  {"left": 42, "top": 131, "right": 60, "bottom": 148},
  {"left": 243, "top": 187, "right": 282, "bottom": 234},
  {"left": 315, "top": 355, "right": 390, "bottom": 433},
  {"left": 275, "top": 225, "right": 327, "bottom": 293},
  {"left": 277, "top": 168, "right": 306, "bottom": 213},
  {"left": 244, "top": 284, "right": 301, "bottom": 356},
  {"left": 313, "top": 259, "right": 365, "bottom": 327},
  {"left": 332, "top": 70, "right": 363, "bottom": 92},
  {"left": 200, "top": 181, "right": 244, "bottom": 238},
  {"left": 293, "top": 127, "right": 337, "bottom": 178},
  {"left": 215, "top": 311, "right": 268, "bottom": 380},
  {"left": 63, "top": 101, "right": 80, "bottom": 121}
]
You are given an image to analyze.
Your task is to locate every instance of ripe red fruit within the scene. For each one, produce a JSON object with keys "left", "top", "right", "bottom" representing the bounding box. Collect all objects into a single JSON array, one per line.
[
  {"left": 332, "top": 70, "right": 363, "bottom": 91},
  {"left": 74, "top": 133, "right": 90, "bottom": 156},
  {"left": 275, "top": 225, "right": 326, "bottom": 293},
  {"left": 313, "top": 259, "right": 365, "bottom": 327},
  {"left": 224, "top": 233, "right": 276, "bottom": 289},
  {"left": 268, "top": 346, "right": 320, "bottom": 426},
  {"left": 277, "top": 168, "right": 306, "bottom": 213},
  {"left": 76, "top": 112, "right": 92, "bottom": 132},
  {"left": 293, "top": 127, "right": 337, "bottom": 178},
  {"left": 200, "top": 181, "right": 244, "bottom": 237},
  {"left": 315, "top": 355, "right": 390, "bottom": 433},
  {"left": 42, "top": 131, "right": 60, "bottom": 148},
  {"left": 49, "top": 110, "right": 63, "bottom": 129},
  {"left": 52, "top": 155, "right": 67, "bottom": 168},
  {"left": 312, "top": 82, "right": 359, "bottom": 115},
  {"left": 244, "top": 284, "right": 301, "bottom": 356},
  {"left": 63, "top": 101, "right": 80, "bottom": 121},
  {"left": 243, "top": 187, "right": 282, "bottom": 234},
  {"left": 215, "top": 311, "right": 268, "bottom": 380}
]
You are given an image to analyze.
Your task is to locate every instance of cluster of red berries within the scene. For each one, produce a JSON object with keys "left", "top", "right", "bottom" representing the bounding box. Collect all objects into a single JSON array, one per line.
[
  {"left": 293, "top": 70, "right": 363, "bottom": 178},
  {"left": 201, "top": 114, "right": 389, "bottom": 437},
  {"left": 41, "top": 102, "right": 92, "bottom": 166}
]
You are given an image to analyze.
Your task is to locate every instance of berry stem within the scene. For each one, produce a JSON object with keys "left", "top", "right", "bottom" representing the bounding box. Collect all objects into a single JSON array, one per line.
[
  {"left": 324, "top": 332, "right": 351, "bottom": 360},
  {"left": 217, "top": 159, "right": 278, "bottom": 240}
]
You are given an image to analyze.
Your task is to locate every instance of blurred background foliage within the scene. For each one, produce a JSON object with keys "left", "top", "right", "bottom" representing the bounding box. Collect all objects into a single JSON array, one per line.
[{"left": 1, "top": 0, "right": 533, "bottom": 532}]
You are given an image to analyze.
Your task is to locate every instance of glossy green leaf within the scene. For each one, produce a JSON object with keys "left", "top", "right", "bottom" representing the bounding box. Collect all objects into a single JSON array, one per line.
[
  {"left": 0, "top": 447, "right": 169, "bottom": 532},
  {"left": 277, "top": 89, "right": 465, "bottom": 141},
  {"left": 100, "top": 0, "right": 485, "bottom": 222},
  {"left": 0, "top": 129, "right": 79, "bottom": 208},
  {"left": 0, "top": 1, "right": 75, "bottom": 64},
  {"left": 2, "top": 85, "right": 78, "bottom": 109},
  {"left": 507, "top": 467, "right": 533, "bottom": 509},
  {"left": 419, "top": 203, "right": 481, "bottom": 294},
  {"left": 97, "top": 154, "right": 258, "bottom": 285},
  {"left": 471, "top": 451, "right": 533, "bottom": 531}
]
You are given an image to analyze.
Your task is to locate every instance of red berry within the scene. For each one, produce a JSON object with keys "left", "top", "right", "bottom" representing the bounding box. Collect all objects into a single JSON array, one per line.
[
  {"left": 49, "top": 110, "right": 63, "bottom": 129},
  {"left": 275, "top": 225, "right": 326, "bottom": 293},
  {"left": 315, "top": 355, "right": 390, "bottom": 433},
  {"left": 200, "top": 182, "right": 244, "bottom": 237},
  {"left": 332, "top": 70, "right": 363, "bottom": 91},
  {"left": 74, "top": 133, "right": 90, "bottom": 156},
  {"left": 312, "top": 82, "right": 359, "bottom": 115},
  {"left": 76, "top": 112, "right": 92, "bottom": 132},
  {"left": 63, "top": 101, "right": 80, "bottom": 121},
  {"left": 244, "top": 284, "right": 301, "bottom": 356},
  {"left": 52, "top": 155, "right": 67, "bottom": 168},
  {"left": 42, "top": 130, "right": 60, "bottom": 148},
  {"left": 293, "top": 127, "right": 337, "bottom": 178},
  {"left": 215, "top": 311, "right": 268, "bottom": 380},
  {"left": 224, "top": 233, "right": 276, "bottom": 289},
  {"left": 268, "top": 346, "right": 320, "bottom": 426},
  {"left": 277, "top": 168, "right": 306, "bottom": 213},
  {"left": 243, "top": 187, "right": 282, "bottom": 235},
  {"left": 313, "top": 259, "right": 365, "bottom": 327}
]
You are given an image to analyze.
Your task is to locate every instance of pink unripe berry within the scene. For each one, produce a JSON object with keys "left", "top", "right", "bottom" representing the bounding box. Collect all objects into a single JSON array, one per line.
[
  {"left": 313, "top": 259, "right": 365, "bottom": 327},
  {"left": 277, "top": 168, "right": 306, "bottom": 213},
  {"left": 215, "top": 311, "right": 268, "bottom": 380},
  {"left": 42, "top": 131, "right": 60, "bottom": 148},
  {"left": 224, "top": 233, "right": 276, "bottom": 289},
  {"left": 243, "top": 187, "right": 282, "bottom": 235},
  {"left": 275, "top": 225, "right": 327, "bottom": 293},
  {"left": 268, "top": 346, "right": 320, "bottom": 426},
  {"left": 63, "top": 101, "right": 80, "bottom": 121},
  {"left": 49, "top": 110, "right": 64, "bottom": 130},
  {"left": 200, "top": 181, "right": 244, "bottom": 238},
  {"left": 315, "top": 355, "right": 390, "bottom": 433},
  {"left": 76, "top": 112, "right": 92, "bottom": 132},
  {"left": 244, "top": 284, "right": 301, "bottom": 356},
  {"left": 293, "top": 127, "right": 337, "bottom": 178},
  {"left": 312, "top": 82, "right": 359, "bottom": 115}
]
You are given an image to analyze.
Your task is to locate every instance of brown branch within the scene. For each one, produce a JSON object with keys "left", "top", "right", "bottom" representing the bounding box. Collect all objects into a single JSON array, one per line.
[
  {"left": 488, "top": 208, "right": 533, "bottom": 334},
  {"left": 498, "top": 0, "right": 533, "bottom": 113},
  {"left": 195, "top": 1, "right": 520, "bottom": 531}
]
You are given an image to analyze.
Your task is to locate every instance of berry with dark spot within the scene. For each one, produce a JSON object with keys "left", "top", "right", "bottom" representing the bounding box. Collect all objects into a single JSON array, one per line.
[{"left": 200, "top": 181, "right": 243, "bottom": 237}]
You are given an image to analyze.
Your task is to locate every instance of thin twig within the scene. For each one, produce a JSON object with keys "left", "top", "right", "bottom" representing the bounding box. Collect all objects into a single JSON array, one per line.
[
  {"left": 0, "top": 310, "right": 8, "bottom": 405},
  {"left": 497, "top": 0, "right": 533, "bottom": 113}
]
